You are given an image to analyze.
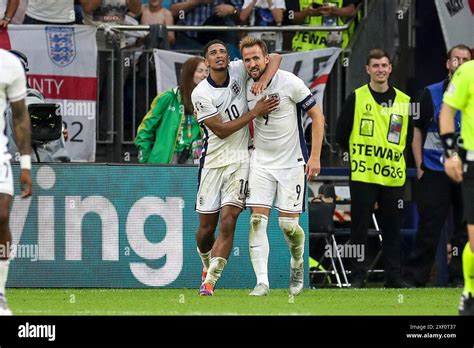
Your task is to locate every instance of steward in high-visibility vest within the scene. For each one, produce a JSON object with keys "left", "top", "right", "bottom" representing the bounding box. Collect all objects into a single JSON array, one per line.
[
  {"left": 349, "top": 85, "right": 410, "bottom": 187},
  {"left": 335, "top": 48, "right": 413, "bottom": 289},
  {"left": 290, "top": 0, "right": 361, "bottom": 52}
]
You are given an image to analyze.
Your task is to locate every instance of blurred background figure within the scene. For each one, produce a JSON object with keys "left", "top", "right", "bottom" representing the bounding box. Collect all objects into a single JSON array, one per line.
[
  {"left": 0, "top": 0, "right": 19, "bottom": 27},
  {"left": 135, "top": 56, "right": 208, "bottom": 164},
  {"left": 170, "top": 0, "right": 243, "bottom": 58},
  {"left": 239, "top": 0, "right": 285, "bottom": 52},
  {"left": 288, "top": 0, "right": 361, "bottom": 51},
  {"left": 404, "top": 44, "right": 472, "bottom": 287},
  {"left": 141, "top": 0, "right": 175, "bottom": 46},
  {"left": 23, "top": 0, "right": 76, "bottom": 25}
]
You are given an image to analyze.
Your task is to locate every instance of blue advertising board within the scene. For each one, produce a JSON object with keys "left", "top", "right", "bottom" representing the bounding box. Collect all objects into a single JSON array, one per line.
[{"left": 7, "top": 164, "right": 309, "bottom": 289}]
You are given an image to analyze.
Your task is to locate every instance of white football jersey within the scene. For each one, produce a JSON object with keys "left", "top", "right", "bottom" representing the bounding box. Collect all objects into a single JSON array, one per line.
[
  {"left": 192, "top": 60, "right": 251, "bottom": 169},
  {"left": 0, "top": 49, "right": 27, "bottom": 162},
  {"left": 247, "top": 69, "right": 316, "bottom": 169}
]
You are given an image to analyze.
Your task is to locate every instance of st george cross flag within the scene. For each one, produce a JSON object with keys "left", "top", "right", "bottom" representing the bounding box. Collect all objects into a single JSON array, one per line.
[{"left": 0, "top": 25, "right": 97, "bottom": 162}]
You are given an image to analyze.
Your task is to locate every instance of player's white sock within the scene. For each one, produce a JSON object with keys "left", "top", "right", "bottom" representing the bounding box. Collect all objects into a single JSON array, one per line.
[
  {"left": 0, "top": 260, "right": 10, "bottom": 296},
  {"left": 249, "top": 213, "right": 269, "bottom": 287},
  {"left": 204, "top": 257, "right": 227, "bottom": 287},
  {"left": 197, "top": 247, "right": 211, "bottom": 270},
  {"left": 279, "top": 217, "right": 305, "bottom": 269}
]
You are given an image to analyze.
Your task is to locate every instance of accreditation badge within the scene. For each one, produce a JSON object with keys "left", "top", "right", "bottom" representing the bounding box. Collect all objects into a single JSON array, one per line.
[{"left": 387, "top": 114, "right": 403, "bottom": 144}]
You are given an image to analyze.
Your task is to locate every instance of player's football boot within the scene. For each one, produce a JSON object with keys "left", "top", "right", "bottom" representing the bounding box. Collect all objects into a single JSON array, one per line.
[
  {"left": 201, "top": 267, "right": 208, "bottom": 283},
  {"left": 199, "top": 282, "right": 214, "bottom": 296},
  {"left": 0, "top": 293, "right": 12, "bottom": 316},
  {"left": 249, "top": 283, "right": 270, "bottom": 296},
  {"left": 459, "top": 292, "right": 474, "bottom": 316},
  {"left": 289, "top": 265, "right": 304, "bottom": 296}
]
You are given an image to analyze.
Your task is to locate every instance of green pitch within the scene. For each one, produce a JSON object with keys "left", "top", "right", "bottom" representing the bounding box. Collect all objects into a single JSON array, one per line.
[{"left": 7, "top": 288, "right": 460, "bottom": 315}]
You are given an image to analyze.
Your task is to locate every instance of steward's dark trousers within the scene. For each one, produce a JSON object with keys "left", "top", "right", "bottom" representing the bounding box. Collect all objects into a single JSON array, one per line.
[
  {"left": 349, "top": 181, "right": 405, "bottom": 282},
  {"left": 404, "top": 169, "right": 465, "bottom": 286}
]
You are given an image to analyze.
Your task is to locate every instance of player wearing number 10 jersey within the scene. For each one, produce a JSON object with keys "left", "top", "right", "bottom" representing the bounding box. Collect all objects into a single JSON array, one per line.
[{"left": 191, "top": 40, "right": 281, "bottom": 296}]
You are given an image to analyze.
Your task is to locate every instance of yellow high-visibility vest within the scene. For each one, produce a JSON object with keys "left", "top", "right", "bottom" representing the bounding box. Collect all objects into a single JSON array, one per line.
[
  {"left": 349, "top": 84, "right": 410, "bottom": 187},
  {"left": 292, "top": 0, "right": 356, "bottom": 51}
]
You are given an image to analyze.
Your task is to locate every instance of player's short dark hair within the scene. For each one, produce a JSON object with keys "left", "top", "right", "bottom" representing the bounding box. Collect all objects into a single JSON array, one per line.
[
  {"left": 366, "top": 48, "right": 391, "bottom": 65},
  {"left": 239, "top": 36, "right": 268, "bottom": 56},
  {"left": 447, "top": 44, "right": 472, "bottom": 60},
  {"left": 202, "top": 40, "right": 228, "bottom": 58}
]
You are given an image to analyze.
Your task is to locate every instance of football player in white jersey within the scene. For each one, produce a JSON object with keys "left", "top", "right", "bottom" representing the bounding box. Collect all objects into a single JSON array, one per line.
[
  {"left": 192, "top": 40, "right": 281, "bottom": 296},
  {"left": 0, "top": 49, "right": 33, "bottom": 315},
  {"left": 239, "top": 36, "right": 325, "bottom": 296}
]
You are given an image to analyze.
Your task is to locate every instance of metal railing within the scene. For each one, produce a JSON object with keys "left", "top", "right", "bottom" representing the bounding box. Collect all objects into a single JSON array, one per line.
[{"left": 94, "top": 6, "right": 365, "bottom": 162}]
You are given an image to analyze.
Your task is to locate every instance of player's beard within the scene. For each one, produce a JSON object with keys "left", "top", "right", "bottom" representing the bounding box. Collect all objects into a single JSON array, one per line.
[{"left": 250, "top": 66, "right": 266, "bottom": 81}]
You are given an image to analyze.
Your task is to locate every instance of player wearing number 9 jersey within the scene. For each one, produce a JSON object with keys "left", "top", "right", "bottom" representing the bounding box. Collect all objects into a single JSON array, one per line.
[
  {"left": 191, "top": 40, "right": 281, "bottom": 296},
  {"left": 239, "top": 36, "right": 325, "bottom": 297}
]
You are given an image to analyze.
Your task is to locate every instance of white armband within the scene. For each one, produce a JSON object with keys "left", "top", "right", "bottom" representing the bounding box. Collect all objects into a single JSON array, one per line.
[{"left": 20, "top": 155, "right": 31, "bottom": 170}]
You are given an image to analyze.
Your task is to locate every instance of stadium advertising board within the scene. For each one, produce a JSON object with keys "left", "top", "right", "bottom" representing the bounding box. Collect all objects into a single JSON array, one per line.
[{"left": 7, "top": 164, "right": 309, "bottom": 288}]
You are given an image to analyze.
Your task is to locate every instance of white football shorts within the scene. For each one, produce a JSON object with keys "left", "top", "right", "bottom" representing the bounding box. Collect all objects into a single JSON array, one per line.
[
  {"left": 196, "top": 161, "right": 250, "bottom": 214},
  {"left": 246, "top": 165, "right": 306, "bottom": 213}
]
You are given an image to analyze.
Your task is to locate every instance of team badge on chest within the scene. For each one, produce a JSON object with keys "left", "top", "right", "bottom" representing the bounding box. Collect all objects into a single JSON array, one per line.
[{"left": 230, "top": 80, "right": 241, "bottom": 96}]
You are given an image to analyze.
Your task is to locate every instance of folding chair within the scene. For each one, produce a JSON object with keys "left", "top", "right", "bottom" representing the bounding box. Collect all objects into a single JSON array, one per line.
[
  {"left": 309, "top": 199, "right": 350, "bottom": 288},
  {"left": 367, "top": 213, "right": 384, "bottom": 278}
]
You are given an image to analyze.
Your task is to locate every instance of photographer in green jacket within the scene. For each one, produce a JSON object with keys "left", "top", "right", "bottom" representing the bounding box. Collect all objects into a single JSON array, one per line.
[{"left": 135, "top": 56, "right": 208, "bottom": 164}]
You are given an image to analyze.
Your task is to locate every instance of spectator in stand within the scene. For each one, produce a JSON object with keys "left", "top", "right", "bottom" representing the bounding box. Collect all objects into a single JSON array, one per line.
[
  {"left": 145, "top": 0, "right": 172, "bottom": 9},
  {"left": 0, "top": 0, "right": 18, "bottom": 27},
  {"left": 10, "top": 0, "right": 26, "bottom": 24},
  {"left": 81, "top": 0, "right": 142, "bottom": 23},
  {"left": 287, "top": 0, "right": 361, "bottom": 52},
  {"left": 23, "top": 0, "right": 76, "bottom": 25},
  {"left": 239, "top": 0, "right": 285, "bottom": 52},
  {"left": 135, "top": 56, "right": 208, "bottom": 164},
  {"left": 81, "top": 0, "right": 143, "bottom": 140},
  {"left": 170, "top": 0, "right": 243, "bottom": 58},
  {"left": 141, "top": 0, "right": 175, "bottom": 46}
]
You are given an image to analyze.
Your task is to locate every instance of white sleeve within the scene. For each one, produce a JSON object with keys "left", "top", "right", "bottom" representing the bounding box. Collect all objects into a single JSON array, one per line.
[
  {"left": 289, "top": 74, "right": 316, "bottom": 111},
  {"left": 192, "top": 87, "right": 218, "bottom": 123},
  {"left": 7, "top": 60, "right": 27, "bottom": 102},
  {"left": 229, "top": 60, "right": 248, "bottom": 81}
]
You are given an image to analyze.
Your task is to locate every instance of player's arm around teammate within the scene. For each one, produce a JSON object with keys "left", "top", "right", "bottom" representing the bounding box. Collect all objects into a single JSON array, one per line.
[{"left": 192, "top": 40, "right": 280, "bottom": 296}]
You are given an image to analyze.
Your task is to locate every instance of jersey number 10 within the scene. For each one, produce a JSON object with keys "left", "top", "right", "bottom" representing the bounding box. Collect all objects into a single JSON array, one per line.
[{"left": 225, "top": 104, "right": 240, "bottom": 120}]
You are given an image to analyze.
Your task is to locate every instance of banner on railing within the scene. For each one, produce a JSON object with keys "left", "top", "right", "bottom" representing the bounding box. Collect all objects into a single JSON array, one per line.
[
  {"left": 435, "top": 0, "right": 474, "bottom": 49},
  {"left": 154, "top": 47, "right": 341, "bottom": 131},
  {"left": 0, "top": 25, "right": 98, "bottom": 162}
]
